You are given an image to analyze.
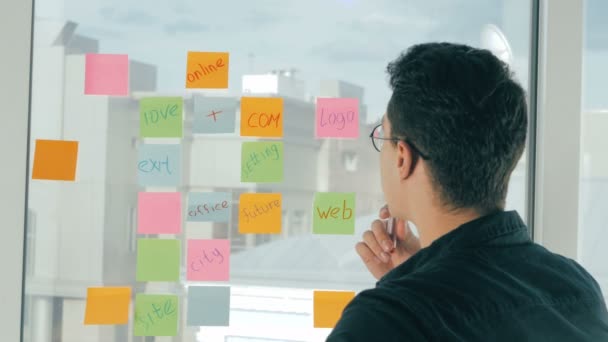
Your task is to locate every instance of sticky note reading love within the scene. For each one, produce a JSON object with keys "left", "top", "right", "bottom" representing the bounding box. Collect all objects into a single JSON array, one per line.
[
  {"left": 315, "top": 98, "right": 359, "bottom": 138},
  {"left": 187, "top": 286, "right": 230, "bottom": 327},
  {"left": 140, "top": 97, "right": 183, "bottom": 138},
  {"left": 313, "top": 290, "right": 356, "bottom": 328},
  {"left": 193, "top": 97, "right": 237, "bottom": 134},
  {"left": 84, "top": 287, "right": 131, "bottom": 325},
  {"left": 32, "top": 139, "right": 79, "bottom": 181},
  {"left": 238, "top": 193, "right": 282, "bottom": 234},
  {"left": 138, "top": 192, "right": 182, "bottom": 234},
  {"left": 138, "top": 144, "right": 181, "bottom": 187},
  {"left": 84, "top": 53, "right": 129, "bottom": 96},
  {"left": 240, "top": 97, "right": 283, "bottom": 137},
  {"left": 185, "top": 52, "right": 229, "bottom": 89},
  {"left": 187, "top": 192, "right": 231, "bottom": 222},
  {"left": 313, "top": 192, "right": 356, "bottom": 235},
  {"left": 134, "top": 294, "right": 178, "bottom": 336},
  {"left": 136, "top": 239, "right": 180, "bottom": 282},
  {"left": 187, "top": 239, "right": 230, "bottom": 281},
  {"left": 241, "top": 142, "right": 283, "bottom": 183}
]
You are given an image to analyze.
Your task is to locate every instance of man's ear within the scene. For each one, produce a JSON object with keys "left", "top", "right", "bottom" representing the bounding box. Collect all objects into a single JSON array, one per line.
[{"left": 396, "top": 141, "right": 416, "bottom": 180}]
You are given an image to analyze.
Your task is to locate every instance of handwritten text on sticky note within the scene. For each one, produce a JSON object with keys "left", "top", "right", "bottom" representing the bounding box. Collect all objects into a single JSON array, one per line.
[
  {"left": 138, "top": 144, "right": 181, "bottom": 187},
  {"left": 315, "top": 98, "right": 359, "bottom": 138},
  {"left": 193, "top": 97, "right": 237, "bottom": 134},
  {"left": 187, "top": 192, "right": 231, "bottom": 222},
  {"left": 32, "top": 139, "right": 79, "bottom": 181},
  {"left": 140, "top": 97, "right": 183, "bottom": 138},
  {"left": 138, "top": 192, "right": 182, "bottom": 234},
  {"left": 84, "top": 53, "right": 129, "bottom": 96},
  {"left": 84, "top": 287, "right": 131, "bottom": 325},
  {"left": 239, "top": 193, "right": 282, "bottom": 234},
  {"left": 187, "top": 286, "right": 230, "bottom": 326},
  {"left": 241, "top": 142, "right": 283, "bottom": 183},
  {"left": 313, "top": 192, "right": 355, "bottom": 235},
  {"left": 134, "top": 294, "right": 178, "bottom": 336},
  {"left": 187, "top": 239, "right": 230, "bottom": 281},
  {"left": 240, "top": 97, "right": 283, "bottom": 137},
  {"left": 136, "top": 239, "right": 180, "bottom": 282},
  {"left": 313, "top": 290, "right": 356, "bottom": 328},
  {"left": 185, "top": 52, "right": 229, "bottom": 89}
]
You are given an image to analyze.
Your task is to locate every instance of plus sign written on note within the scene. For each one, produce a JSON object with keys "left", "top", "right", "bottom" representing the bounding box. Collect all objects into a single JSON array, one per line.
[{"left": 207, "top": 110, "right": 223, "bottom": 122}]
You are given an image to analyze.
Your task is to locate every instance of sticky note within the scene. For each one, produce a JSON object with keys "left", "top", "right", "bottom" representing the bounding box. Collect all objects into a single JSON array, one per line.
[
  {"left": 240, "top": 97, "right": 283, "bottom": 138},
  {"left": 193, "top": 97, "right": 237, "bottom": 134},
  {"left": 140, "top": 97, "right": 183, "bottom": 138},
  {"left": 241, "top": 142, "right": 283, "bottom": 183},
  {"left": 138, "top": 144, "right": 181, "bottom": 187},
  {"left": 138, "top": 192, "right": 182, "bottom": 234},
  {"left": 84, "top": 287, "right": 131, "bottom": 325},
  {"left": 238, "top": 193, "right": 281, "bottom": 234},
  {"left": 84, "top": 53, "right": 129, "bottom": 96},
  {"left": 187, "top": 192, "right": 231, "bottom": 222},
  {"left": 136, "top": 239, "right": 180, "bottom": 282},
  {"left": 185, "top": 52, "right": 229, "bottom": 89},
  {"left": 32, "top": 139, "right": 79, "bottom": 181},
  {"left": 134, "top": 294, "right": 178, "bottom": 336},
  {"left": 313, "top": 290, "right": 356, "bottom": 328},
  {"left": 187, "top": 239, "right": 230, "bottom": 281},
  {"left": 313, "top": 192, "right": 356, "bottom": 235},
  {"left": 315, "top": 98, "right": 359, "bottom": 138},
  {"left": 186, "top": 286, "right": 230, "bottom": 326}
]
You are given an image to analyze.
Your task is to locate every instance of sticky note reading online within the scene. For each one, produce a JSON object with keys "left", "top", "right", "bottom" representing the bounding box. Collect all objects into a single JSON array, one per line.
[
  {"left": 138, "top": 144, "right": 181, "bottom": 187},
  {"left": 32, "top": 139, "right": 79, "bottom": 181},
  {"left": 187, "top": 286, "right": 230, "bottom": 327},
  {"left": 313, "top": 290, "right": 356, "bottom": 328},
  {"left": 193, "top": 97, "right": 237, "bottom": 134},
  {"left": 134, "top": 294, "right": 178, "bottom": 336},
  {"left": 313, "top": 192, "right": 356, "bottom": 235},
  {"left": 241, "top": 142, "right": 283, "bottom": 183},
  {"left": 240, "top": 97, "right": 283, "bottom": 137},
  {"left": 136, "top": 239, "right": 180, "bottom": 282},
  {"left": 187, "top": 192, "right": 231, "bottom": 222},
  {"left": 138, "top": 192, "right": 182, "bottom": 234},
  {"left": 187, "top": 239, "right": 230, "bottom": 281},
  {"left": 185, "top": 52, "right": 229, "bottom": 89},
  {"left": 84, "top": 287, "right": 131, "bottom": 325},
  {"left": 140, "top": 97, "right": 183, "bottom": 138},
  {"left": 238, "top": 193, "right": 282, "bottom": 234},
  {"left": 315, "top": 98, "right": 359, "bottom": 138},
  {"left": 84, "top": 53, "right": 129, "bottom": 96}
]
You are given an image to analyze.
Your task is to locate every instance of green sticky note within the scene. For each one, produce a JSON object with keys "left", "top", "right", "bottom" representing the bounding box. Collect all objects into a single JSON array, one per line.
[
  {"left": 140, "top": 97, "right": 183, "bottom": 138},
  {"left": 134, "top": 294, "right": 178, "bottom": 336},
  {"left": 313, "top": 192, "right": 356, "bottom": 235},
  {"left": 241, "top": 142, "right": 283, "bottom": 183},
  {"left": 136, "top": 239, "right": 180, "bottom": 282}
]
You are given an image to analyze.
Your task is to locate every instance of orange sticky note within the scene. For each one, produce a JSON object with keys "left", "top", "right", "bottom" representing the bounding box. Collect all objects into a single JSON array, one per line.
[
  {"left": 238, "top": 193, "right": 282, "bottom": 234},
  {"left": 313, "top": 290, "right": 355, "bottom": 328},
  {"left": 84, "top": 287, "right": 131, "bottom": 325},
  {"left": 32, "top": 139, "right": 79, "bottom": 181},
  {"left": 240, "top": 97, "right": 283, "bottom": 137},
  {"left": 185, "top": 52, "right": 229, "bottom": 89}
]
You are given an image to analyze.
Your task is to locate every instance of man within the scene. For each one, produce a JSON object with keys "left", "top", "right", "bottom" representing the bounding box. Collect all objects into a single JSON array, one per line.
[{"left": 327, "top": 43, "right": 608, "bottom": 341}]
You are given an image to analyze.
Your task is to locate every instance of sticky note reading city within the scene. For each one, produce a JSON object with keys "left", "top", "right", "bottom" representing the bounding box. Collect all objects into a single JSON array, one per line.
[{"left": 185, "top": 52, "right": 229, "bottom": 89}]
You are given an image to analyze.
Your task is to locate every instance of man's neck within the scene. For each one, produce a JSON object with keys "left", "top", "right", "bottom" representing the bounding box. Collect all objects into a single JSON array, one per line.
[{"left": 414, "top": 208, "right": 483, "bottom": 248}]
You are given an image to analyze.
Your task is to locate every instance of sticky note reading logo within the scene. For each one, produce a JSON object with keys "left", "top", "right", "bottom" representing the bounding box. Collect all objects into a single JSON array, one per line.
[
  {"left": 187, "top": 192, "right": 231, "bottom": 222},
  {"left": 136, "top": 239, "right": 180, "bottom": 282},
  {"left": 84, "top": 53, "right": 129, "bottom": 96},
  {"left": 140, "top": 97, "right": 183, "bottom": 138},
  {"left": 138, "top": 192, "right": 182, "bottom": 234},
  {"left": 313, "top": 290, "right": 356, "bottom": 328},
  {"left": 32, "top": 139, "right": 79, "bottom": 181},
  {"left": 240, "top": 97, "right": 283, "bottom": 137},
  {"left": 185, "top": 52, "right": 229, "bottom": 89},
  {"left": 238, "top": 193, "right": 282, "bottom": 234},
  {"left": 193, "top": 96, "right": 237, "bottom": 134},
  {"left": 241, "top": 142, "right": 283, "bottom": 183},
  {"left": 137, "top": 144, "right": 181, "bottom": 187},
  {"left": 187, "top": 286, "right": 230, "bottom": 327},
  {"left": 187, "top": 239, "right": 230, "bottom": 281},
  {"left": 315, "top": 98, "right": 359, "bottom": 138},
  {"left": 313, "top": 192, "right": 356, "bottom": 235},
  {"left": 84, "top": 287, "right": 131, "bottom": 325},
  {"left": 134, "top": 294, "right": 178, "bottom": 336}
]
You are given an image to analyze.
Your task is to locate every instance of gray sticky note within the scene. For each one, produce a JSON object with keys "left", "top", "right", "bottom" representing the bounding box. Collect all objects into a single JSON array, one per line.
[
  {"left": 193, "top": 97, "right": 237, "bottom": 134},
  {"left": 137, "top": 144, "right": 181, "bottom": 187},
  {"left": 186, "top": 286, "right": 231, "bottom": 326}
]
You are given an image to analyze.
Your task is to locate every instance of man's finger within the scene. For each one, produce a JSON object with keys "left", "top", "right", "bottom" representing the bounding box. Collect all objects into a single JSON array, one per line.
[
  {"left": 363, "top": 228, "right": 390, "bottom": 262},
  {"left": 356, "top": 242, "right": 391, "bottom": 280},
  {"left": 379, "top": 205, "right": 390, "bottom": 219},
  {"left": 371, "top": 220, "right": 395, "bottom": 253}
]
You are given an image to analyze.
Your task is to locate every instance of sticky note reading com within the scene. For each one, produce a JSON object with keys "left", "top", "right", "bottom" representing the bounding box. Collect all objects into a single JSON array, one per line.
[
  {"left": 185, "top": 52, "right": 229, "bottom": 89},
  {"left": 315, "top": 98, "right": 359, "bottom": 138},
  {"left": 138, "top": 192, "right": 182, "bottom": 234},
  {"left": 32, "top": 139, "right": 79, "bottom": 181},
  {"left": 138, "top": 144, "right": 181, "bottom": 187},
  {"left": 193, "top": 97, "right": 237, "bottom": 134},
  {"left": 187, "top": 192, "right": 231, "bottom": 222},
  {"left": 187, "top": 286, "right": 230, "bottom": 327},
  {"left": 241, "top": 142, "right": 284, "bottom": 183},
  {"left": 84, "top": 287, "right": 131, "bottom": 325},
  {"left": 136, "top": 239, "right": 180, "bottom": 282},
  {"left": 84, "top": 53, "right": 129, "bottom": 96},
  {"left": 313, "top": 291, "right": 356, "bottom": 328},
  {"left": 313, "top": 192, "right": 356, "bottom": 235},
  {"left": 134, "top": 294, "right": 178, "bottom": 336},
  {"left": 240, "top": 97, "right": 284, "bottom": 138},
  {"left": 140, "top": 97, "right": 183, "bottom": 138},
  {"left": 187, "top": 239, "right": 230, "bottom": 281},
  {"left": 238, "top": 193, "right": 282, "bottom": 234}
]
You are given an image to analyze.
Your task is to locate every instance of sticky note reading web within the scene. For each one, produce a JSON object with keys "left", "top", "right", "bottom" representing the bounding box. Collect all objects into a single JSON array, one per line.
[
  {"left": 185, "top": 52, "right": 229, "bottom": 89},
  {"left": 187, "top": 286, "right": 230, "bottom": 326},
  {"left": 84, "top": 53, "right": 129, "bottom": 96},
  {"left": 187, "top": 239, "right": 230, "bottom": 281},
  {"left": 240, "top": 97, "right": 283, "bottom": 137},
  {"left": 241, "top": 142, "right": 283, "bottom": 183},
  {"left": 84, "top": 287, "right": 131, "bottom": 325},
  {"left": 138, "top": 192, "right": 182, "bottom": 234},
  {"left": 315, "top": 98, "right": 359, "bottom": 138},
  {"left": 313, "top": 192, "right": 356, "bottom": 235},
  {"left": 238, "top": 193, "right": 282, "bottom": 234},
  {"left": 187, "top": 192, "right": 231, "bottom": 222},
  {"left": 136, "top": 239, "right": 180, "bottom": 282},
  {"left": 134, "top": 294, "right": 178, "bottom": 336},
  {"left": 313, "top": 290, "right": 356, "bottom": 328},
  {"left": 193, "top": 97, "right": 237, "bottom": 134},
  {"left": 140, "top": 97, "right": 183, "bottom": 138},
  {"left": 138, "top": 144, "right": 181, "bottom": 187},
  {"left": 32, "top": 139, "right": 79, "bottom": 181}
]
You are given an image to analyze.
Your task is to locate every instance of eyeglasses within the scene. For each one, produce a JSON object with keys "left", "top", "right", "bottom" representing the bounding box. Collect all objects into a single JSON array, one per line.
[{"left": 369, "top": 124, "right": 430, "bottom": 160}]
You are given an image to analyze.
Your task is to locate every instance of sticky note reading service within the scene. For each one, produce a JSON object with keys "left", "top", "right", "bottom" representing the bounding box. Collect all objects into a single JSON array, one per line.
[
  {"left": 136, "top": 239, "right": 180, "bottom": 282},
  {"left": 84, "top": 287, "right": 131, "bottom": 325},
  {"left": 238, "top": 193, "right": 282, "bottom": 234},
  {"left": 84, "top": 53, "right": 129, "bottom": 96},
  {"left": 32, "top": 139, "right": 79, "bottom": 181},
  {"left": 315, "top": 98, "right": 359, "bottom": 138},
  {"left": 186, "top": 286, "right": 230, "bottom": 326},
  {"left": 312, "top": 192, "right": 356, "bottom": 235},
  {"left": 241, "top": 142, "right": 283, "bottom": 183},
  {"left": 138, "top": 192, "right": 182, "bottom": 234},
  {"left": 185, "top": 52, "right": 229, "bottom": 89},
  {"left": 240, "top": 97, "right": 283, "bottom": 137},
  {"left": 134, "top": 294, "right": 178, "bottom": 336},
  {"left": 313, "top": 290, "right": 356, "bottom": 328},
  {"left": 140, "top": 97, "right": 183, "bottom": 138},
  {"left": 187, "top": 239, "right": 230, "bottom": 281}
]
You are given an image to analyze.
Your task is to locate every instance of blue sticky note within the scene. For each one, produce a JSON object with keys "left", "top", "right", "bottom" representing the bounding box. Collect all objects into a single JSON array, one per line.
[
  {"left": 193, "top": 97, "right": 237, "bottom": 134},
  {"left": 186, "top": 286, "right": 230, "bottom": 327},
  {"left": 138, "top": 144, "right": 181, "bottom": 187},
  {"left": 187, "top": 192, "right": 232, "bottom": 222}
]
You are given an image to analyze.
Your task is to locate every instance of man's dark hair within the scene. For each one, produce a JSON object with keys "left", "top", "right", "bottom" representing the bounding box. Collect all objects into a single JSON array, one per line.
[{"left": 386, "top": 42, "right": 528, "bottom": 214}]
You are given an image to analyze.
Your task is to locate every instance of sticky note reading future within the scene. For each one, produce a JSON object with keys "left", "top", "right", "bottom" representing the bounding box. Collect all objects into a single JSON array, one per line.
[
  {"left": 134, "top": 294, "right": 178, "bottom": 336},
  {"left": 187, "top": 239, "right": 230, "bottom": 281},
  {"left": 140, "top": 97, "right": 183, "bottom": 138},
  {"left": 32, "top": 139, "right": 79, "bottom": 181},
  {"left": 84, "top": 287, "right": 131, "bottom": 325},
  {"left": 136, "top": 239, "right": 180, "bottom": 282},
  {"left": 240, "top": 97, "right": 283, "bottom": 138},
  {"left": 315, "top": 98, "right": 359, "bottom": 138},
  {"left": 187, "top": 286, "right": 230, "bottom": 327},
  {"left": 84, "top": 53, "right": 129, "bottom": 96},
  {"left": 187, "top": 192, "right": 231, "bottom": 222},
  {"left": 313, "top": 290, "right": 356, "bottom": 328},
  {"left": 193, "top": 97, "right": 237, "bottom": 134},
  {"left": 185, "top": 52, "right": 229, "bottom": 89},
  {"left": 138, "top": 144, "right": 181, "bottom": 187},
  {"left": 138, "top": 192, "right": 182, "bottom": 234},
  {"left": 313, "top": 192, "right": 356, "bottom": 235},
  {"left": 241, "top": 142, "right": 283, "bottom": 183},
  {"left": 238, "top": 193, "right": 282, "bottom": 234}
]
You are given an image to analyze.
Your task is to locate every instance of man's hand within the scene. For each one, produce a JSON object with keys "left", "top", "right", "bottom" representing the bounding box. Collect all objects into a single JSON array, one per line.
[{"left": 356, "top": 206, "right": 421, "bottom": 280}]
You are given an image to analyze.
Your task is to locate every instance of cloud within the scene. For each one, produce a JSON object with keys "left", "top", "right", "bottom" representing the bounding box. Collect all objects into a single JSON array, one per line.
[
  {"left": 164, "top": 20, "right": 209, "bottom": 35},
  {"left": 98, "top": 7, "right": 157, "bottom": 27}
]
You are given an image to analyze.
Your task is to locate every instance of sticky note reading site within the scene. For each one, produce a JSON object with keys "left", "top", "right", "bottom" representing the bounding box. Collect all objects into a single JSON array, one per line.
[
  {"left": 138, "top": 192, "right": 182, "bottom": 234},
  {"left": 315, "top": 98, "right": 359, "bottom": 138},
  {"left": 32, "top": 139, "right": 79, "bottom": 181},
  {"left": 241, "top": 142, "right": 283, "bottom": 183},
  {"left": 187, "top": 192, "right": 231, "bottom": 222},
  {"left": 240, "top": 97, "right": 283, "bottom": 137},
  {"left": 313, "top": 192, "right": 355, "bottom": 235},
  {"left": 134, "top": 294, "right": 178, "bottom": 336},
  {"left": 140, "top": 97, "right": 183, "bottom": 138},
  {"left": 84, "top": 287, "right": 131, "bottom": 325},
  {"left": 238, "top": 193, "right": 282, "bottom": 234},
  {"left": 185, "top": 52, "right": 229, "bottom": 89},
  {"left": 84, "top": 53, "right": 129, "bottom": 96},
  {"left": 193, "top": 97, "right": 237, "bottom": 134},
  {"left": 187, "top": 239, "right": 230, "bottom": 281},
  {"left": 313, "top": 290, "right": 356, "bottom": 328},
  {"left": 136, "top": 239, "right": 180, "bottom": 282},
  {"left": 138, "top": 144, "right": 181, "bottom": 187},
  {"left": 187, "top": 286, "right": 230, "bottom": 326}
]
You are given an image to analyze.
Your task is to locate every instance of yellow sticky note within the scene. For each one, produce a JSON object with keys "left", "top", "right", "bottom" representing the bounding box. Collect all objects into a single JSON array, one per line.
[
  {"left": 313, "top": 290, "right": 355, "bottom": 328},
  {"left": 84, "top": 287, "right": 131, "bottom": 325},
  {"left": 185, "top": 52, "right": 229, "bottom": 89},
  {"left": 238, "top": 193, "right": 282, "bottom": 234},
  {"left": 32, "top": 139, "right": 79, "bottom": 181},
  {"left": 240, "top": 97, "right": 283, "bottom": 137}
]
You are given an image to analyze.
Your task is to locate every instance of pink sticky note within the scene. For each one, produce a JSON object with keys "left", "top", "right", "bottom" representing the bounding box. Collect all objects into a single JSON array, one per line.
[
  {"left": 187, "top": 239, "right": 230, "bottom": 281},
  {"left": 85, "top": 54, "right": 129, "bottom": 96},
  {"left": 138, "top": 192, "right": 182, "bottom": 234},
  {"left": 315, "top": 98, "right": 359, "bottom": 138}
]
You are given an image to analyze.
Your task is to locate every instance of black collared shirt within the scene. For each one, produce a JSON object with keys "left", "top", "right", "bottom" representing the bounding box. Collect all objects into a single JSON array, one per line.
[{"left": 327, "top": 211, "right": 608, "bottom": 341}]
